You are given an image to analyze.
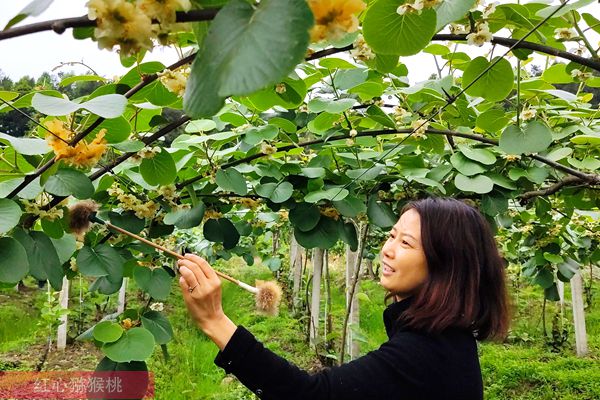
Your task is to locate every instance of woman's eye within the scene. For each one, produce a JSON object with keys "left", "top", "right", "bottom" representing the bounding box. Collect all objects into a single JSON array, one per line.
[{"left": 401, "top": 240, "right": 410, "bottom": 246}]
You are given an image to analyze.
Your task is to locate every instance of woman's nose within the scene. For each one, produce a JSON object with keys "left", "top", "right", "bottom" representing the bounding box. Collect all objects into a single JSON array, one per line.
[{"left": 382, "top": 240, "right": 394, "bottom": 259}]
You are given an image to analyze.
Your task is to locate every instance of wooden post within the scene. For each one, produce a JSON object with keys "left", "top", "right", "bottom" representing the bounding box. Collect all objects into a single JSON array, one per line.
[
  {"left": 570, "top": 271, "right": 588, "bottom": 357},
  {"left": 345, "top": 244, "right": 361, "bottom": 360},
  {"left": 56, "top": 276, "right": 70, "bottom": 351},
  {"left": 309, "top": 248, "right": 324, "bottom": 348},
  {"left": 117, "top": 278, "right": 128, "bottom": 314},
  {"left": 290, "top": 234, "right": 304, "bottom": 312}
]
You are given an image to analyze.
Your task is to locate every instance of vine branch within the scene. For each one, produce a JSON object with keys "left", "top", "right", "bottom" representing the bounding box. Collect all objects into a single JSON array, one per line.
[
  {"left": 518, "top": 176, "right": 590, "bottom": 204},
  {"left": 1, "top": 12, "right": 599, "bottom": 72}
]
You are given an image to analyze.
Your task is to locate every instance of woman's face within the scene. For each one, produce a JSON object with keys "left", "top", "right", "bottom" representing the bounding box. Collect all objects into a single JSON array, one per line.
[{"left": 380, "top": 208, "right": 429, "bottom": 300}]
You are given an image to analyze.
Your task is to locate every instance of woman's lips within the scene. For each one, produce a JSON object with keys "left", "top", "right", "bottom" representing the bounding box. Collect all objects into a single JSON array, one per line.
[{"left": 382, "top": 263, "right": 395, "bottom": 276}]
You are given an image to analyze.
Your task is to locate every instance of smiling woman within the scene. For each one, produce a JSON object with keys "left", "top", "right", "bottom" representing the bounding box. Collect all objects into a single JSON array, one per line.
[{"left": 178, "top": 197, "right": 511, "bottom": 400}]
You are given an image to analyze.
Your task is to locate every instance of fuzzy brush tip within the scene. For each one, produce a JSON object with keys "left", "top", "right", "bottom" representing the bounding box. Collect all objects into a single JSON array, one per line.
[
  {"left": 255, "top": 280, "right": 283, "bottom": 316},
  {"left": 68, "top": 200, "right": 99, "bottom": 235}
]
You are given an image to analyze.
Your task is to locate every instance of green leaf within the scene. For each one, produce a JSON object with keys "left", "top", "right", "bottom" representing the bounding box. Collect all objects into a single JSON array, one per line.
[
  {"left": 294, "top": 217, "right": 340, "bottom": 249},
  {"left": 289, "top": 203, "right": 321, "bottom": 232},
  {"left": 77, "top": 244, "right": 124, "bottom": 282},
  {"left": 363, "top": 0, "right": 437, "bottom": 56},
  {"left": 534, "top": 267, "right": 554, "bottom": 289},
  {"left": 541, "top": 64, "right": 574, "bottom": 84},
  {"left": 15, "top": 230, "right": 63, "bottom": 289},
  {"left": 141, "top": 311, "right": 174, "bottom": 345},
  {"left": 185, "top": 119, "right": 217, "bottom": 133},
  {"left": 184, "top": 0, "right": 313, "bottom": 117},
  {"left": 304, "top": 187, "right": 349, "bottom": 203},
  {"left": 0, "top": 237, "right": 29, "bottom": 284},
  {"left": 140, "top": 149, "right": 177, "bottom": 186},
  {"left": 134, "top": 266, "right": 173, "bottom": 300},
  {"left": 94, "top": 321, "right": 124, "bottom": 343},
  {"left": 583, "top": 13, "right": 600, "bottom": 34},
  {"left": 203, "top": 218, "right": 240, "bottom": 250},
  {"left": 102, "top": 327, "right": 155, "bottom": 362},
  {"left": 543, "top": 252, "right": 564, "bottom": 264},
  {"left": 59, "top": 75, "right": 107, "bottom": 87},
  {"left": 340, "top": 222, "right": 358, "bottom": 252},
  {"left": 435, "top": 0, "right": 476, "bottom": 31},
  {"left": 454, "top": 174, "right": 494, "bottom": 194},
  {"left": 450, "top": 152, "right": 486, "bottom": 176},
  {"left": 49, "top": 234, "right": 77, "bottom": 265},
  {"left": 31, "top": 93, "right": 127, "bottom": 118},
  {"left": 462, "top": 57, "right": 514, "bottom": 102},
  {"left": 109, "top": 211, "right": 146, "bottom": 234},
  {"left": 457, "top": 144, "right": 496, "bottom": 165},
  {"left": 476, "top": 109, "right": 509, "bottom": 133},
  {"left": 163, "top": 205, "right": 206, "bottom": 229},
  {"left": 535, "top": 0, "right": 594, "bottom": 18},
  {"left": 216, "top": 168, "right": 247, "bottom": 195},
  {"left": 333, "top": 195, "right": 366, "bottom": 218},
  {"left": 44, "top": 168, "right": 95, "bottom": 199},
  {"left": 499, "top": 121, "right": 553, "bottom": 155},
  {"left": 557, "top": 257, "right": 579, "bottom": 281},
  {"left": 0, "top": 132, "right": 50, "bottom": 155},
  {"left": 0, "top": 199, "right": 22, "bottom": 234},
  {"left": 255, "top": 181, "right": 293, "bottom": 203},
  {"left": 367, "top": 196, "right": 397, "bottom": 229},
  {"left": 4, "top": 0, "right": 54, "bottom": 29}
]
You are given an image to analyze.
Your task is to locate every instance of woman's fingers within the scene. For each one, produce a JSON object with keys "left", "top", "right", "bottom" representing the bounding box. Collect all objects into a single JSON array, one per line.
[
  {"left": 178, "top": 264, "right": 200, "bottom": 293},
  {"left": 184, "top": 253, "right": 218, "bottom": 282}
]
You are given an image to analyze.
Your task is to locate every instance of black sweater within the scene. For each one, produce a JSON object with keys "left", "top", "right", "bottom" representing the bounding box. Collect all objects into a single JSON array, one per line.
[{"left": 214, "top": 297, "right": 483, "bottom": 399}]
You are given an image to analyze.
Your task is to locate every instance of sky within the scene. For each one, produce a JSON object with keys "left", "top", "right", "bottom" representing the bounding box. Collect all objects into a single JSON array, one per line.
[{"left": 0, "top": 0, "right": 598, "bottom": 85}]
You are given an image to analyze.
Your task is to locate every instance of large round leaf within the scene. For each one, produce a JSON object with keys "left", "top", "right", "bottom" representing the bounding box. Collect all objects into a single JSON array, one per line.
[
  {"left": 163, "top": 204, "right": 206, "bottom": 229},
  {"left": 216, "top": 168, "right": 247, "bottom": 195},
  {"left": 462, "top": 57, "right": 514, "bottom": 102},
  {"left": 255, "top": 181, "right": 293, "bottom": 203},
  {"left": 454, "top": 173, "right": 494, "bottom": 194},
  {"left": 140, "top": 149, "right": 177, "bottom": 186},
  {"left": 102, "top": 327, "right": 155, "bottom": 362},
  {"left": 367, "top": 196, "right": 397, "bottom": 229},
  {"left": 94, "top": 321, "right": 124, "bottom": 343},
  {"left": 77, "top": 244, "right": 124, "bottom": 282},
  {"left": 476, "top": 108, "right": 510, "bottom": 133},
  {"left": 203, "top": 218, "right": 241, "bottom": 250},
  {"left": 183, "top": 0, "right": 313, "bottom": 117},
  {"left": 294, "top": 217, "right": 340, "bottom": 249},
  {"left": 109, "top": 211, "right": 146, "bottom": 234},
  {"left": 304, "top": 187, "right": 349, "bottom": 203},
  {"left": 435, "top": 0, "right": 476, "bottom": 31},
  {"left": 333, "top": 195, "right": 367, "bottom": 218},
  {"left": 44, "top": 168, "right": 95, "bottom": 199},
  {"left": 0, "top": 132, "right": 50, "bottom": 155},
  {"left": 90, "top": 275, "right": 123, "bottom": 295},
  {"left": 499, "top": 122, "right": 553, "bottom": 155},
  {"left": 141, "top": 311, "right": 174, "bottom": 345},
  {"left": 289, "top": 203, "right": 320, "bottom": 232},
  {"left": 0, "top": 237, "right": 29, "bottom": 284},
  {"left": 363, "top": 0, "right": 437, "bottom": 56},
  {"left": 340, "top": 222, "right": 358, "bottom": 252},
  {"left": 457, "top": 144, "right": 496, "bottom": 165},
  {"left": 133, "top": 266, "right": 172, "bottom": 300},
  {"left": 0, "top": 199, "right": 22, "bottom": 234},
  {"left": 50, "top": 234, "right": 77, "bottom": 264},
  {"left": 450, "top": 153, "right": 486, "bottom": 176},
  {"left": 32, "top": 93, "right": 127, "bottom": 118},
  {"left": 91, "top": 357, "right": 149, "bottom": 399},
  {"left": 12, "top": 230, "right": 63, "bottom": 289}
]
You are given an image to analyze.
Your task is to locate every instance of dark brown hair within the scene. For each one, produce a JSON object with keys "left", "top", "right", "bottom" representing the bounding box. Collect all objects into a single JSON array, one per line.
[{"left": 385, "top": 197, "right": 510, "bottom": 341}]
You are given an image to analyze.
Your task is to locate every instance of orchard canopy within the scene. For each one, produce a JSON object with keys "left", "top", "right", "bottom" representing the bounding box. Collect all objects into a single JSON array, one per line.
[{"left": 0, "top": 0, "right": 599, "bottom": 365}]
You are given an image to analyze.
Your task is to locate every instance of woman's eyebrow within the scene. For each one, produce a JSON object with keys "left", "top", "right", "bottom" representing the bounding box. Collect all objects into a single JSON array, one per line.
[{"left": 401, "top": 233, "right": 418, "bottom": 241}]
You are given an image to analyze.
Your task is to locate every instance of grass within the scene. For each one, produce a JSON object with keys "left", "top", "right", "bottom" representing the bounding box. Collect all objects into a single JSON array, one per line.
[{"left": 1, "top": 263, "right": 599, "bottom": 399}]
